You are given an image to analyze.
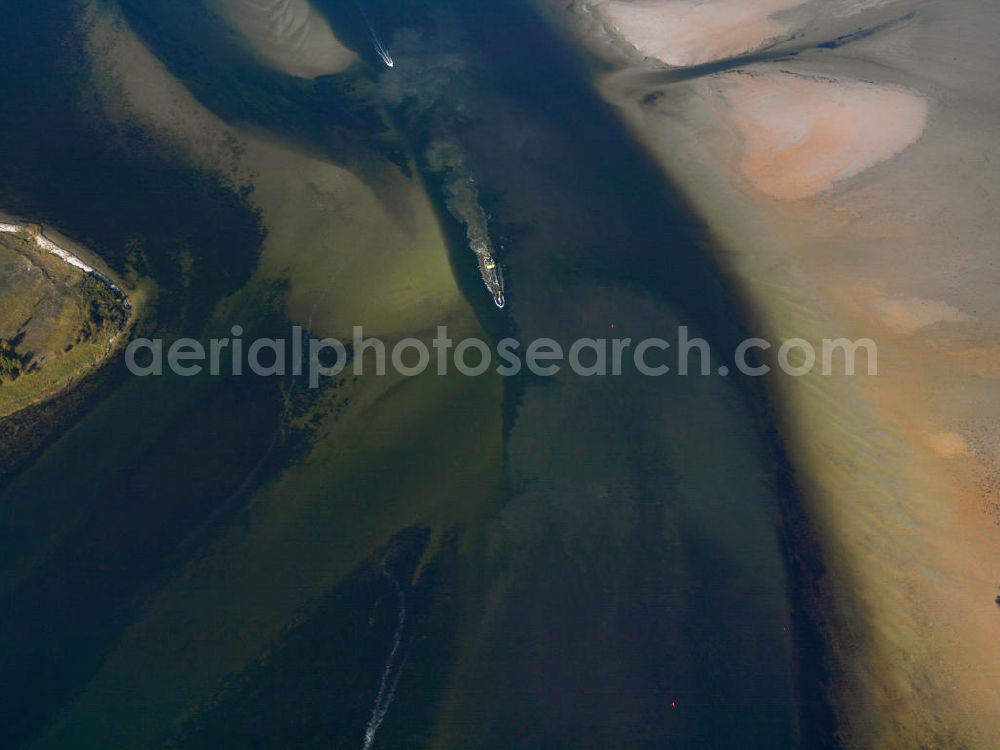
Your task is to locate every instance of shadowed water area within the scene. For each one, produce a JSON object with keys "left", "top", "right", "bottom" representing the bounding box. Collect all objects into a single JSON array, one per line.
[{"left": 0, "top": 0, "right": 832, "bottom": 748}]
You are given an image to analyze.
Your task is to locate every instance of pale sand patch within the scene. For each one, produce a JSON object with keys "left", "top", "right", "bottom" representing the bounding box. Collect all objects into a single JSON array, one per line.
[
  {"left": 212, "top": 0, "right": 356, "bottom": 78},
  {"left": 873, "top": 295, "right": 971, "bottom": 334},
  {"left": 86, "top": 9, "right": 245, "bottom": 181},
  {"left": 596, "top": 0, "right": 805, "bottom": 67},
  {"left": 712, "top": 72, "right": 928, "bottom": 199},
  {"left": 924, "top": 431, "right": 970, "bottom": 458},
  {"left": 827, "top": 0, "right": 900, "bottom": 16}
]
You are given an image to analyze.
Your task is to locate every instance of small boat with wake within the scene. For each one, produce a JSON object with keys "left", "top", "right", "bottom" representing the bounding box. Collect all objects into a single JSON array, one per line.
[
  {"left": 356, "top": 2, "right": 394, "bottom": 67},
  {"left": 438, "top": 167, "right": 506, "bottom": 309},
  {"left": 478, "top": 251, "right": 505, "bottom": 309}
]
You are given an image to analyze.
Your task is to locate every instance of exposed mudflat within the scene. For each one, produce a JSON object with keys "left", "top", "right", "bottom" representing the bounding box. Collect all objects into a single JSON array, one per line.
[{"left": 537, "top": 0, "right": 1000, "bottom": 746}]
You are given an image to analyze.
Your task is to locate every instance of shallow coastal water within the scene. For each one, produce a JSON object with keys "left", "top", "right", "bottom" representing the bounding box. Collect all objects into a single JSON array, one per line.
[
  {"left": 422, "top": 1, "right": 818, "bottom": 745},
  {"left": 0, "top": 1, "right": 827, "bottom": 748}
]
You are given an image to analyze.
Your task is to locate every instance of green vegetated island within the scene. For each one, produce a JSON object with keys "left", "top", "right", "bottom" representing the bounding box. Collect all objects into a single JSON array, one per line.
[{"left": 0, "top": 221, "right": 131, "bottom": 418}]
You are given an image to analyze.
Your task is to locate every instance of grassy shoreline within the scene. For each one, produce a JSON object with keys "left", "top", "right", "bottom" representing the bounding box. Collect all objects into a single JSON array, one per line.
[{"left": 0, "top": 224, "right": 145, "bottom": 420}]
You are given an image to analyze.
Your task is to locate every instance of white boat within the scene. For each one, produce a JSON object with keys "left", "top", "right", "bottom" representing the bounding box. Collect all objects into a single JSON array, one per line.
[{"left": 479, "top": 254, "right": 506, "bottom": 309}]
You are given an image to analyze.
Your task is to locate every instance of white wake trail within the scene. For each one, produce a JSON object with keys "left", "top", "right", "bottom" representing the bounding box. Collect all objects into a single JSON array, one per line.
[
  {"left": 357, "top": 3, "right": 394, "bottom": 67},
  {"left": 361, "top": 571, "right": 407, "bottom": 750}
]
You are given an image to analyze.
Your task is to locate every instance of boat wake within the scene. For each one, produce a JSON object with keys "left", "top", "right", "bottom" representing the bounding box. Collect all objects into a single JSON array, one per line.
[
  {"left": 427, "top": 143, "right": 507, "bottom": 308},
  {"left": 357, "top": 2, "right": 394, "bottom": 67},
  {"left": 361, "top": 570, "right": 407, "bottom": 750}
]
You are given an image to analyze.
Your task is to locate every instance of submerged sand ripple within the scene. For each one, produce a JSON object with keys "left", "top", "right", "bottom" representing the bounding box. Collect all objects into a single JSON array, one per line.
[{"left": 213, "top": 0, "right": 356, "bottom": 78}]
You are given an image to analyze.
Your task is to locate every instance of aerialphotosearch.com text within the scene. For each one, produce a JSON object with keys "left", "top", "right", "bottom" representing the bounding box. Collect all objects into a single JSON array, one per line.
[{"left": 125, "top": 325, "right": 878, "bottom": 387}]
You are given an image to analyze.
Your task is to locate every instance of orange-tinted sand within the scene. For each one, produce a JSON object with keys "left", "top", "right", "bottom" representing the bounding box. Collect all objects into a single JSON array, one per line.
[
  {"left": 711, "top": 72, "right": 929, "bottom": 199},
  {"left": 871, "top": 295, "right": 971, "bottom": 335},
  {"left": 598, "top": 0, "right": 804, "bottom": 67}
]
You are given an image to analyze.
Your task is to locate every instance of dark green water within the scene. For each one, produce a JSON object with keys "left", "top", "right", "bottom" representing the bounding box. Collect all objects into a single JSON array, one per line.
[{"left": 0, "top": 1, "right": 832, "bottom": 748}]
